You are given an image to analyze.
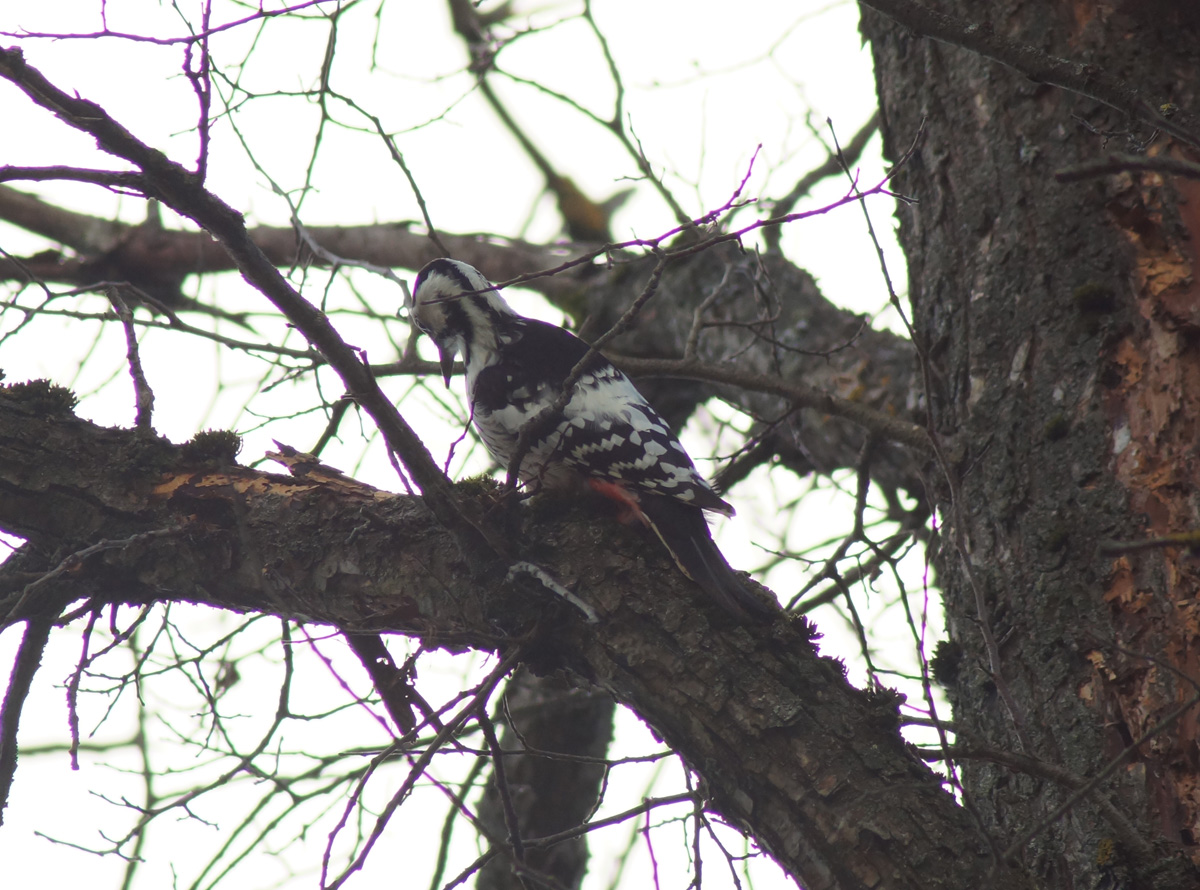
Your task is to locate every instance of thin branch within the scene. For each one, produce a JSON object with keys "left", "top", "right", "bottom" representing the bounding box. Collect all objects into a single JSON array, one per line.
[
  {"left": 0, "top": 165, "right": 145, "bottom": 189},
  {"left": 581, "top": 2, "right": 691, "bottom": 227},
  {"left": 917, "top": 744, "right": 1152, "bottom": 862},
  {"left": 107, "top": 288, "right": 155, "bottom": 429},
  {"left": 362, "top": 113, "right": 450, "bottom": 257},
  {"left": 1055, "top": 152, "right": 1200, "bottom": 183},
  {"left": 325, "top": 652, "right": 518, "bottom": 889},
  {"left": 2, "top": 0, "right": 336, "bottom": 48},
  {"left": 762, "top": 111, "right": 880, "bottom": 252},
  {"left": 181, "top": 0, "right": 213, "bottom": 182},
  {"left": 476, "top": 704, "right": 528, "bottom": 877},
  {"left": 0, "top": 613, "right": 56, "bottom": 825},
  {"left": 1000, "top": 686, "right": 1200, "bottom": 865},
  {"left": 343, "top": 633, "right": 418, "bottom": 734},
  {"left": 606, "top": 354, "right": 932, "bottom": 456},
  {"left": 427, "top": 756, "right": 489, "bottom": 890}
]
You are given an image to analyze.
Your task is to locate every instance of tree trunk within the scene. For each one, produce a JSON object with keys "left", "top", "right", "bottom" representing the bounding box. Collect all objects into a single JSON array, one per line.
[{"left": 862, "top": 1, "right": 1200, "bottom": 885}]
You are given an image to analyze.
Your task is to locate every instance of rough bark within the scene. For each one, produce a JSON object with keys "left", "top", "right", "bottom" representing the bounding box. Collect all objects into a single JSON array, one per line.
[
  {"left": 0, "top": 387, "right": 1030, "bottom": 890},
  {"left": 861, "top": 1, "right": 1200, "bottom": 886}
]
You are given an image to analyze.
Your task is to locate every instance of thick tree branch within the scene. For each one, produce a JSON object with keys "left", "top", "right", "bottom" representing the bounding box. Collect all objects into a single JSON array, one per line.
[
  {"left": 0, "top": 390, "right": 1032, "bottom": 890},
  {"left": 0, "top": 184, "right": 570, "bottom": 299}
]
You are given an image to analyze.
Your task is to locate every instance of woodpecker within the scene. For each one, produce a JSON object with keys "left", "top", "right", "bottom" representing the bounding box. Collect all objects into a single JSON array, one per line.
[{"left": 408, "top": 258, "right": 776, "bottom": 622}]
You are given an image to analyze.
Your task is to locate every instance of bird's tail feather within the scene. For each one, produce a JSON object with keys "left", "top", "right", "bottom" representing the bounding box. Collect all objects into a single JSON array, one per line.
[{"left": 637, "top": 495, "right": 777, "bottom": 623}]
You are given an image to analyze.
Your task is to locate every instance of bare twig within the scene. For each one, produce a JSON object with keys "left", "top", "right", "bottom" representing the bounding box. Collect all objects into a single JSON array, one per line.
[
  {"left": 1055, "top": 153, "right": 1200, "bottom": 183},
  {"left": 763, "top": 111, "right": 880, "bottom": 252},
  {"left": 427, "top": 756, "right": 490, "bottom": 890},
  {"left": 0, "top": 165, "right": 145, "bottom": 189},
  {"left": 363, "top": 113, "right": 451, "bottom": 257},
  {"left": 181, "top": 0, "right": 213, "bottom": 181},
  {"left": 1000, "top": 687, "right": 1200, "bottom": 865},
  {"left": 507, "top": 562, "right": 599, "bottom": 623},
  {"left": 917, "top": 744, "right": 1152, "bottom": 862},
  {"left": 476, "top": 705, "right": 528, "bottom": 877},
  {"left": 107, "top": 288, "right": 155, "bottom": 429},
  {"left": 2, "top": 0, "right": 336, "bottom": 48},
  {"left": 343, "top": 633, "right": 419, "bottom": 734},
  {"left": 606, "top": 354, "right": 932, "bottom": 456}
]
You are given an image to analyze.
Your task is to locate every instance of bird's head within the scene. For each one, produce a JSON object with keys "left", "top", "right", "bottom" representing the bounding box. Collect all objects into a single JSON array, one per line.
[{"left": 408, "top": 258, "right": 514, "bottom": 386}]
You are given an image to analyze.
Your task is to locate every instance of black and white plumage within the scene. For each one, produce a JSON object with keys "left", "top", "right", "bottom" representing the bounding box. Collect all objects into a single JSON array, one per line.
[{"left": 408, "top": 258, "right": 776, "bottom": 622}]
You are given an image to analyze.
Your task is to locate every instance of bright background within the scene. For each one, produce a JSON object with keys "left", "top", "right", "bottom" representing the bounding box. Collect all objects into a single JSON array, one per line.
[{"left": 0, "top": 2, "right": 936, "bottom": 888}]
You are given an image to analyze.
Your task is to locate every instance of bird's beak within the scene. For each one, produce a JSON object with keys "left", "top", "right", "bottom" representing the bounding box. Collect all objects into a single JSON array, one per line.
[{"left": 437, "top": 345, "right": 456, "bottom": 387}]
